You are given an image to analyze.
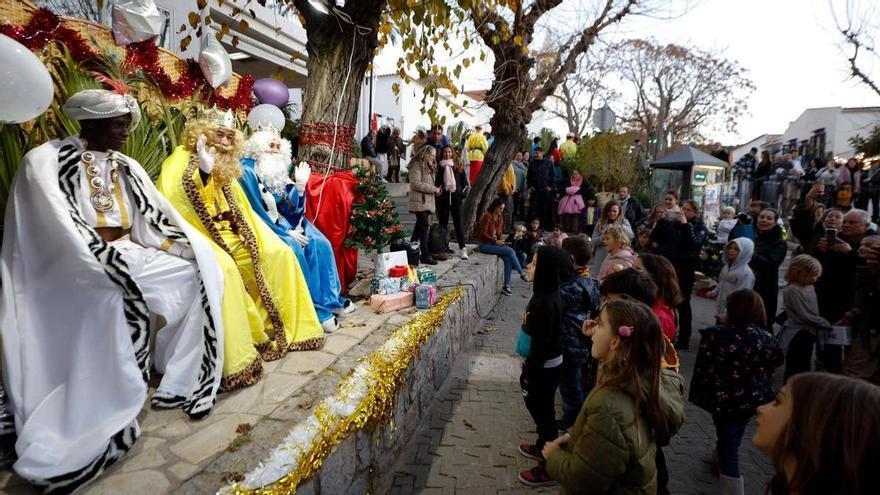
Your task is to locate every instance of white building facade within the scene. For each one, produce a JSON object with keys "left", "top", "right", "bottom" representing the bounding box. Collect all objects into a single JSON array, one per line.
[
  {"left": 152, "top": 0, "right": 308, "bottom": 86},
  {"left": 778, "top": 106, "right": 880, "bottom": 160},
  {"left": 731, "top": 134, "right": 782, "bottom": 164}
]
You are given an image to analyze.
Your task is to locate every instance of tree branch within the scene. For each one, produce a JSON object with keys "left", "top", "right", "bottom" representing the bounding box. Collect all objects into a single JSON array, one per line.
[
  {"left": 844, "top": 30, "right": 880, "bottom": 98},
  {"left": 526, "top": 0, "right": 637, "bottom": 114}
]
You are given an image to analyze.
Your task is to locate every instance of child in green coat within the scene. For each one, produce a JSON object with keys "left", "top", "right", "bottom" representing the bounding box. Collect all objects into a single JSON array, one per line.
[{"left": 539, "top": 299, "right": 685, "bottom": 494}]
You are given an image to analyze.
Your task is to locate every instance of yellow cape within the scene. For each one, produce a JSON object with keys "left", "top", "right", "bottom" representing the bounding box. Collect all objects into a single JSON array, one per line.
[{"left": 157, "top": 146, "right": 323, "bottom": 390}]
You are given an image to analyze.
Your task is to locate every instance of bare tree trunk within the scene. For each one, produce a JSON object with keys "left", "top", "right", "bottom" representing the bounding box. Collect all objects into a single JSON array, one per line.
[
  {"left": 461, "top": 96, "right": 527, "bottom": 237},
  {"left": 293, "top": 1, "right": 385, "bottom": 169}
]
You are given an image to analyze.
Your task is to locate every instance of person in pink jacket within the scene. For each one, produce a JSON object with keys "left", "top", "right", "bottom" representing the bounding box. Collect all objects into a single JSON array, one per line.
[
  {"left": 557, "top": 169, "right": 586, "bottom": 233},
  {"left": 598, "top": 225, "right": 637, "bottom": 281}
]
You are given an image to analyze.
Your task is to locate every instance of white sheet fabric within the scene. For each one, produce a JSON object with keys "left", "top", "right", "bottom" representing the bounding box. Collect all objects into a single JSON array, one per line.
[{"left": 1, "top": 137, "right": 225, "bottom": 493}]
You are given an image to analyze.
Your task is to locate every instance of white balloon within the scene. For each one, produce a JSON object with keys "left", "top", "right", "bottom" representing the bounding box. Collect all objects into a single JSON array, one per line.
[
  {"left": 0, "top": 34, "right": 54, "bottom": 124},
  {"left": 199, "top": 35, "right": 232, "bottom": 89},
  {"left": 111, "top": 0, "right": 163, "bottom": 46},
  {"left": 247, "top": 104, "right": 286, "bottom": 132}
]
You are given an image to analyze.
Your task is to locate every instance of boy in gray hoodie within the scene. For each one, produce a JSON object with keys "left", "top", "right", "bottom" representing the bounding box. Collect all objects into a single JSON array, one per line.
[{"left": 716, "top": 237, "right": 756, "bottom": 321}]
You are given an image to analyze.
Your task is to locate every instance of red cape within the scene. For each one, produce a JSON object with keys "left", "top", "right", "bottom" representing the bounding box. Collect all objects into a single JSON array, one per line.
[{"left": 306, "top": 171, "right": 360, "bottom": 290}]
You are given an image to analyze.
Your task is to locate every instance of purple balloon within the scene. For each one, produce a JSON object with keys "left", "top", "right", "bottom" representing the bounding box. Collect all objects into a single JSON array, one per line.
[{"left": 253, "top": 78, "right": 290, "bottom": 108}]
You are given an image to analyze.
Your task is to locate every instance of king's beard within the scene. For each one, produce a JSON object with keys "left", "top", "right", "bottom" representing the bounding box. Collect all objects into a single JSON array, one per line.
[
  {"left": 255, "top": 151, "right": 293, "bottom": 196},
  {"left": 210, "top": 146, "right": 243, "bottom": 186}
]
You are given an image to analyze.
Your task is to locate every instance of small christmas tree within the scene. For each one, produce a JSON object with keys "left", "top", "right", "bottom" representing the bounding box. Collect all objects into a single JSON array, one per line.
[{"left": 346, "top": 165, "right": 407, "bottom": 253}]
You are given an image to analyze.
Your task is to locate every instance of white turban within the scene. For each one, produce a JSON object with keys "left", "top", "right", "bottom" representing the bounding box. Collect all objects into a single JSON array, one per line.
[{"left": 62, "top": 89, "right": 142, "bottom": 129}]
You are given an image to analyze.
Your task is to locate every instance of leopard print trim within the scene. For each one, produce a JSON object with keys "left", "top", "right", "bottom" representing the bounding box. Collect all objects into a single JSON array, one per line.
[
  {"left": 221, "top": 356, "right": 264, "bottom": 392},
  {"left": 253, "top": 340, "right": 283, "bottom": 361},
  {"left": 221, "top": 185, "right": 289, "bottom": 355},
  {"left": 183, "top": 154, "right": 233, "bottom": 257},
  {"left": 182, "top": 152, "right": 289, "bottom": 358},
  {"left": 288, "top": 336, "right": 325, "bottom": 352}
]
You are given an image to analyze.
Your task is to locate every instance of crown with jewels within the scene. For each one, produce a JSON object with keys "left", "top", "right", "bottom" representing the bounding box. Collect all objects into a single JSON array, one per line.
[
  {"left": 196, "top": 106, "right": 236, "bottom": 129},
  {"left": 253, "top": 122, "right": 281, "bottom": 138}
]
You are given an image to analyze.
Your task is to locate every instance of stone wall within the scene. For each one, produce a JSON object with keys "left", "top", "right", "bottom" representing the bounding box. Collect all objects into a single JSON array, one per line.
[
  {"left": 302, "top": 257, "right": 503, "bottom": 495},
  {"left": 176, "top": 255, "right": 502, "bottom": 495}
]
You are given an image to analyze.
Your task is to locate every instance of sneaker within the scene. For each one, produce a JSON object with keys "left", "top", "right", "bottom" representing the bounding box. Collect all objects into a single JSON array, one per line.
[
  {"left": 520, "top": 272, "right": 529, "bottom": 282},
  {"left": 333, "top": 299, "right": 356, "bottom": 316},
  {"left": 420, "top": 256, "right": 438, "bottom": 266},
  {"left": 518, "top": 465, "right": 556, "bottom": 487},
  {"left": 460, "top": 247, "right": 469, "bottom": 260},
  {"left": 518, "top": 443, "right": 542, "bottom": 461},
  {"left": 321, "top": 316, "right": 338, "bottom": 333},
  {"left": 502, "top": 286, "right": 513, "bottom": 296}
]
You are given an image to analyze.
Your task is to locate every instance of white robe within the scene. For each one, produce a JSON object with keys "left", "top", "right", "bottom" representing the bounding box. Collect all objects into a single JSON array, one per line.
[{"left": 0, "top": 137, "right": 225, "bottom": 493}]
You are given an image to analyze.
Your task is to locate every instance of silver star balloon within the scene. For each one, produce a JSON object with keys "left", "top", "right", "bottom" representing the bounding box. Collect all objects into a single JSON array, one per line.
[
  {"left": 199, "top": 35, "right": 233, "bottom": 89},
  {"left": 111, "top": 0, "right": 163, "bottom": 46}
]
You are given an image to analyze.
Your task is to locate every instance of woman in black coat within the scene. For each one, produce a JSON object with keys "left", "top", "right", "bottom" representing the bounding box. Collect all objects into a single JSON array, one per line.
[
  {"left": 650, "top": 199, "right": 707, "bottom": 350},
  {"left": 750, "top": 208, "right": 788, "bottom": 326}
]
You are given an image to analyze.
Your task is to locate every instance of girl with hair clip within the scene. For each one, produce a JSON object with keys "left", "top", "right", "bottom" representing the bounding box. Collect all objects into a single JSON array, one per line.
[
  {"left": 753, "top": 372, "right": 880, "bottom": 495},
  {"left": 537, "top": 299, "right": 685, "bottom": 493}
]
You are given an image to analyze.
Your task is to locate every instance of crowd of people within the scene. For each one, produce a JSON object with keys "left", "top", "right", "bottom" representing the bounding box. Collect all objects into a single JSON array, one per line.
[{"left": 385, "top": 124, "right": 880, "bottom": 494}]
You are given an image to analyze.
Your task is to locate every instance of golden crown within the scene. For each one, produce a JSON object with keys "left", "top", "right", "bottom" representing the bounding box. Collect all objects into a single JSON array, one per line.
[{"left": 196, "top": 106, "right": 236, "bottom": 129}]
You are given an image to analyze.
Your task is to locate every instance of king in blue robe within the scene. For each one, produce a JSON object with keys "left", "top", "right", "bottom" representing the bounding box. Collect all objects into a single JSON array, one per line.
[{"left": 239, "top": 129, "right": 350, "bottom": 330}]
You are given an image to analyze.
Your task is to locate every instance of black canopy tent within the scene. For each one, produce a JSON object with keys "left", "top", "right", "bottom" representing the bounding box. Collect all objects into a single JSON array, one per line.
[{"left": 650, "top": 146, "right": 728, "bottom": 204}]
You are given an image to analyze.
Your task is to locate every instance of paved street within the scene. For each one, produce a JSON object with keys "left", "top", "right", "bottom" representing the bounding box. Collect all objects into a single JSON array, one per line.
[{"left": 391, "top": 277, "right": 777, "bottom": 494}]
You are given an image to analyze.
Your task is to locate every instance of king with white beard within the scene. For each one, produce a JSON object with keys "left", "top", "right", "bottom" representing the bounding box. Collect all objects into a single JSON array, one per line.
[{"left": 240, "top": 127, "right": 352, "bottom": 331}]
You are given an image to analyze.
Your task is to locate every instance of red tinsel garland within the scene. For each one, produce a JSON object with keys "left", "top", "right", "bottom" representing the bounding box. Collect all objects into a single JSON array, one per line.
[
  {"left": 299, "top": 122, "right": 355, "bottom": 152},
  {"left": 300, "top": 122, "right": 357, "bottom": 173},
  {"left": 1, "top": 8, "right": 254, "bottom": 111}
]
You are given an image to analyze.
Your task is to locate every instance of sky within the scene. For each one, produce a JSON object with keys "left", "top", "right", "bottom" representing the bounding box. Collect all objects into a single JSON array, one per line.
[{"left": 373, "top": 0, "right": 880, "bottom": 146}]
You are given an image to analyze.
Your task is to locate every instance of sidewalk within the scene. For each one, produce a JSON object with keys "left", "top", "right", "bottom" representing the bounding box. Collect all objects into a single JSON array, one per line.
[{"left": 391, "top": 281, "right": 777, "bottom": 494}]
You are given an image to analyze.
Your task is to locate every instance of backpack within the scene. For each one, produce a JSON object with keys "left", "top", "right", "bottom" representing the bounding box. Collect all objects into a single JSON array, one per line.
[{"left": 428, "top": 223, "right": 449, "bottom": 255}]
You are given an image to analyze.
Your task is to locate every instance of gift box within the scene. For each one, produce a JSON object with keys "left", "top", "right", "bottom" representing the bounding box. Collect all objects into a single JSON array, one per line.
[
  {"left": 370, "top": 276, "right": 403, "bottom": 296},
  {"left": 370, "top": 292, "right": 414, "bottom": 313},
  {"left": 416, "top": 267, "right": 436, "bottom": 285},
  {"left": 375, "top": 251, "right": 409, "bottom": 277},
  {"left": 414, "top": 284, "right": 438, "bottom": 309}
]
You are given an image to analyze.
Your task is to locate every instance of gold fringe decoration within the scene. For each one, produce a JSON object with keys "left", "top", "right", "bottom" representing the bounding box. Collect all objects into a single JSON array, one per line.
[{"left": 229, "top": 288, "right": 466, "bottom": 495}]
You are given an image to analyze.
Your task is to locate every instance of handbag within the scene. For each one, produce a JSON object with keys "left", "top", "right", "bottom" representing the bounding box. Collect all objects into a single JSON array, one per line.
[{"left": 515, "top": 327, "right": 531, "bottom": 358}]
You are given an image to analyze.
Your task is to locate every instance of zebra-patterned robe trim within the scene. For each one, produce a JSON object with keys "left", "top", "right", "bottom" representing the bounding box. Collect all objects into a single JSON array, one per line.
[
  {"left": 120, "top": 155, "right": 220, "bottom": 417},
  {"left": 56, "top": 145, "right": 152, "bottom": 382},
  {"left": 29, "top": 422, "right": 139, "bottom": 495}
]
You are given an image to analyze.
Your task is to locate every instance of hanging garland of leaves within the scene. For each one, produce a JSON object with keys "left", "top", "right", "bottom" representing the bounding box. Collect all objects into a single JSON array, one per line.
[{"left": 0, "top": 8, "right": 254, "bottom": 111}]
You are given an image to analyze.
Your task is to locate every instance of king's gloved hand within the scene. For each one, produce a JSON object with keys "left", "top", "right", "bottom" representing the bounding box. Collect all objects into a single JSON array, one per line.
[
  {"left": 196, "top": 134, "right": 217, "bottom": 174},
  {"left": 294, "top": 162, "right": 311, "bottom": 193},
  {"left": 291, "top": 226, "right": 309, "bottom": 247}
]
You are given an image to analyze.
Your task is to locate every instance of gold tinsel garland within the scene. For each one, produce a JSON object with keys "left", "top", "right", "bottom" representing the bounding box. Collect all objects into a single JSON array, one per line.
[{"left": 229, "top": 287, "right": 465, "bottom": 494}]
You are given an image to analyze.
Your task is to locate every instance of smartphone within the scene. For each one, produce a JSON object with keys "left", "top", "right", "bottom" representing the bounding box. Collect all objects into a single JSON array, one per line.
[{"left": 826, "top": 228, "right": 838, "bottom": 245}]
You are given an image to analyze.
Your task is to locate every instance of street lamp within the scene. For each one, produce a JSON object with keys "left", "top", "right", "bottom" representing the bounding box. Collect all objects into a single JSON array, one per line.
[{"left": 307, "top": 0, "right": 331, "bottom": 15}]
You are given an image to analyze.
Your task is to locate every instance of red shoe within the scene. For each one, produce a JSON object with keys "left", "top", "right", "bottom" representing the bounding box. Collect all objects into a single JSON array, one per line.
[
  {"left": 518, "top": 443, "right": 542, "bottom": 461},
  {"left": 518, "top": 465, "right": 557, "bottom": 487}
]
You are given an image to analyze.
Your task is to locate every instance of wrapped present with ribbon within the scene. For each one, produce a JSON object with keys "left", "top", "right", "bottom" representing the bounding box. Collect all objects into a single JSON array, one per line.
[
  {"left": 414, "top": 284, "right": 438, "bottom": 309},
  {"left": 370, "top": 276, "right": 403, "bottom": 296},
  {"left": 370, "top": 292, "right": 414, "bottom": 313},
  {"left": 416, "top": 267, "right": 436, "bottom": 285}
]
